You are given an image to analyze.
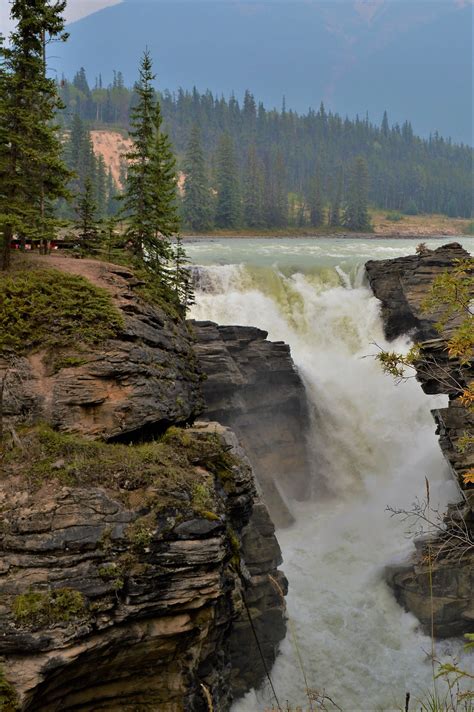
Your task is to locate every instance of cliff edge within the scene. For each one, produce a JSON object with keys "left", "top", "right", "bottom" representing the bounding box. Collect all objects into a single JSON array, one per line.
[
  {"left": 0, "top": 256, "right": 287, "bottom": 711},
  {"left": 366, "top": 242, "right": 473, "bottom": 638}
]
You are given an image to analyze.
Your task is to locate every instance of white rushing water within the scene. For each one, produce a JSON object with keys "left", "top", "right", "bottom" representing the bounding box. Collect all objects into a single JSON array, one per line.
[{"left": 187, "top": 238, "right": 474, "bottom": 712}]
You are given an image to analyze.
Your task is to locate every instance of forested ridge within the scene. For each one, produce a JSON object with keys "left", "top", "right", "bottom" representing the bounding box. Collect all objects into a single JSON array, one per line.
[{"left": 58, "top": 68, "right": 473, "bottom": 229}]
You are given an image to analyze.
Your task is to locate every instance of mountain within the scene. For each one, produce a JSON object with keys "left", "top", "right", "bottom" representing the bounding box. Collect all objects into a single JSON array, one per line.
[{"left": 53, "top": 0, "right": 473, "bottom": 144}]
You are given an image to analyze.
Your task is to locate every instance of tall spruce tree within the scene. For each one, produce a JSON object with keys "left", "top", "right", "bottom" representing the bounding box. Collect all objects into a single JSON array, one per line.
[
  {"left": 95, "top": 155, "right": 108, "bottom": 217},
  {"left": 215, "top": 134, "right": 241, "bottom": 228},
  {"left": 76, "top": 177, "right": 99, "bottom": 253},
  {"left": 106, "top": 169, "right": 119, "bottom": 216},
  {"left": 183, "top": 125, "right": 213, "bottom": 231},
  {"left": 0, "top": 0, "right": 70, "bottom": 269},
  {"left": 122, "top": 50, "right": 179, "bottom": 265},
  {"left": 328, "top": 167, "right": 343, "bottom": 227},
  {"left": 264, "top": 152, "right": 288, "bottom": 227},
  {"left": 308, "top": 169, "right": 325, "bottom": 228},
  {"left": 343, "top": 156, "right": 371, "bottom": 231},
  {"left": 170, "top": 234, "right": 195, "bottom": 311},
  {"left": 122, "top": 50, "right": 157, "bottom": 258},
  {"left": 243, "top": 145, "right": 264, "bottom": 228},
  {"left": 148, "top": 100, "right": 180, "bottom": 255}
]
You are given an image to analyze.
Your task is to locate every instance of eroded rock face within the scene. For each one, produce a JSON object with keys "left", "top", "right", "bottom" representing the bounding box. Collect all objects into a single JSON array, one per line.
[
  {"left": 2, "top": 260, "right": 204, "bottom": 441},
  {"left": 366, "top": 243, "right": 474, "bottom": 638},
  {"left": 366, "top": 242, "right": 470, "bottom": 341},
  {"left": 190, "top": 320, "right": 313, "bottom": 527},
  {"left": 0, "top": 423, "right": 286, "bottom": 711},
  {"left": 0, "top": 259, "right": 288, "bottom": 710}
]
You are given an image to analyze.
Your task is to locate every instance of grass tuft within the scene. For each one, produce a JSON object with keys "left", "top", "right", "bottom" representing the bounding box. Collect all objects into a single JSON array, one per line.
[
  {"left": 12, "top": 588, "right": 86, "bottom": 628},
  {"left": 0, "top": 267, "right": 123, "bottom": 354}
]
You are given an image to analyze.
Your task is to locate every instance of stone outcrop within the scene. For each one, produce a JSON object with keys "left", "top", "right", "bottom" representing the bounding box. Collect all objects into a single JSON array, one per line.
[
  {"left": 366, "top": 242, "right": 470, "bottom": 341},
  {"left": 0, "top": 258, "right": 287, "bottom": 711},
  {"left": 190, "top": 320, "right": 313, "bottom": 527},
  {"left": 366, "top": 243, "right": 473, "bottom": 638},
  {"left": 2, "top": 258, "right": 204, "bottom": 441}
]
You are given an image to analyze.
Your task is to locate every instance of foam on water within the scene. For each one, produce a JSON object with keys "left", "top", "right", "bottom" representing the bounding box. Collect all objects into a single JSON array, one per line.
[{"left": 187, "top": 238, "right": 472, "bottom": 711}]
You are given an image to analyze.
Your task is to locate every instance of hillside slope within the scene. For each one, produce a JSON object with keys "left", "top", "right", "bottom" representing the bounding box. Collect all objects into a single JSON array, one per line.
[{"left": 55, "top": 0, "right": 473, "bottom": 143}]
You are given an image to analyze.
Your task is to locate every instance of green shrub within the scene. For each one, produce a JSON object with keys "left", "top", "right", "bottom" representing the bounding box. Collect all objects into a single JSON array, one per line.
[
  {"left": 12, "top": 587, "right": 86, "bottom": 627},
  {"left": 0, "top": 268, "right": 123, "bottom": 354},
  {"left": 386, "top": 212, "right": 404, "bottom": 222},
  {"left": 462, "top": 221, "right": 474, "bottom": 235},
  {"left": 404, "top": 199, "right": 419, "bottom": 216}
]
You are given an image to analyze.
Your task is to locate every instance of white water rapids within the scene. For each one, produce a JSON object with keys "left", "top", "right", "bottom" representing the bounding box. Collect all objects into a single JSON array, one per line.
[{"left": 186, "top": 238, "right": 474, "bottom": 711}]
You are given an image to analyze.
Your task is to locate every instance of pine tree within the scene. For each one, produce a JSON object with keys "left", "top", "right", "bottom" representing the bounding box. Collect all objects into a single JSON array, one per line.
[
  {"left": 106, "top": 169, "right": 119, "bottom": 216},
  {"left": 264, "top": 152, "right": 287, "bottom": 227},
  {"left": 148, "top": 100, "right": 180, "bottom": 256},
  {"left": 76, "top": 177, "right": 99, "bottom": 253},
  {"left": 381, "top": 110, "right": 390, "bottom": 138},
  {"left": 170, "top": 234, "right": 195, "bottom": 311},
  {"left": 0, "top": 0, "right": 70, "bottom": 268},
  {"left": 95, "top": 155, "right": 107, "bottom": 217},
  {"left": 215, "top": 134, "right": 241, "bottom": 228},
  {"left": 183, "top": 124, "right": 213, "bottom": 231},
  {"left": 343, "top": 156, "right": 372, "bottom": 231},
  {"left": 122, "top": 50, "right": 158, "bottom": 259},
  {"left": 328, "top": 168, "right": 343, "bottom": 227},
  {"left": 308, "top": 170, "right": 325, "bottom": 228},
  {"left": 243, "top": 145, "right": 264, "bottom": 228},
  {"left": 122, "top": 50, "right": 179, "bottom": 266}
]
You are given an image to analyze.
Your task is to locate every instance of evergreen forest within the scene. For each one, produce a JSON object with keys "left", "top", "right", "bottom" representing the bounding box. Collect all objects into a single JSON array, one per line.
[{"left": 57, "top": 68, "right": 473, "bottom": 230}]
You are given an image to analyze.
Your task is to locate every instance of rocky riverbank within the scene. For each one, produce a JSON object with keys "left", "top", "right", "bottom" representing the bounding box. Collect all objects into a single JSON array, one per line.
[
  {"left": 366, "top": 242, "right": 473, "bottom": 638},
  {"left": 190, "top": 320, "right": 312, "bottom": 528},
  {"left": 0, "top": 257, "right": 291, "bottom": 711}
]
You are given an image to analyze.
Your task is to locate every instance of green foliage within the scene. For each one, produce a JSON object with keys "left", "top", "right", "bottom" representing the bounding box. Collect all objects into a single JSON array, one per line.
[
  {"left": 191, "top": 482, "right": 215, "bottom": 515},
  {"left": 58, "top": 78, "right": 474, "bottom": 225},
  {"left": 264, "top": 151, "right": 288, "bottom": 228},
  {"left": 404, "top": 199, "right": 419, "bottom": 216},
  {"left": 183, "top": 124, "right": 213, "bottom": 231},
  {"left": 122, "top": 50, "right": 178, "bottom": 266},
  {"left": 127, "top": 519, "right": 154, "bottom": 552},
  {"left": 376, "top": 345, "right": 420, "bottom": 379},
  {"left": 0, "top": 0, "right": 71, "bottom": 269},
  {"left": 343, "top": 156, "right": 372, "bottom": 231},
  {"left": 308, "top": 170, "right": 325, "bottom": 228},
  {"left": 386, "top": 212, "right": 404, "bottom": 222},
  {"left": 13, "top": 588, "right": 85, "bottom": 627},
  {"left": 328, "top": 167, "right": 343, "bottom": 228},
  {"left": 243, "top": 144, "right": 265, "bottom": 228},
  {"left": 75, "top": 176, "right": 100, "bottom": 252},
  {"left": 52, "top": 355, "right": 88, "bottom": 372},
  {"left": 462, "top": 221, "right": 474, "bottom": 235},
  {"left": 0, "top": 667, "right": 18, "bottom": 712},
  {"left": 215, "top": 133, "right": 241, "bottom": 228},
  {"left": 421, "top": 259, "right": 473, "bottom": 363},
  {"left": 168, "top": 234, "right": 195, "bottom": 312},
  {"left": 227, "top": 526, "right": 241, "bottom": 569},
  {"left": 0, "top": 268, "right": 123, "bottom": 354},
  {"left": 58, "top": 115, "right": 116, "bottom": 222},
  {"left": 3, "top": 425, "right": 239, "bottom": 520},
  {"left": 377, "top": 256, "right": 473, "bottom": 492}
]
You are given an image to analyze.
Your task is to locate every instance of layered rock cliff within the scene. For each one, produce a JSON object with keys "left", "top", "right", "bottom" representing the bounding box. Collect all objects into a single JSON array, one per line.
[
  {"left": 190, "top": 320, "right": 313, "bottom": 527},
  {"left": 366, "top": 242, "right": 473, "bottom": 638},
  {"left": 0, "top": 257, "right": 287, "bottom": 711}
]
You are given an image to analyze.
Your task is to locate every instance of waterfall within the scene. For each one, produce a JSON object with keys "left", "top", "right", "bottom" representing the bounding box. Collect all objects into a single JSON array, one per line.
[{"left": 187, "top": 239, "right": 469, "bottom": 711}]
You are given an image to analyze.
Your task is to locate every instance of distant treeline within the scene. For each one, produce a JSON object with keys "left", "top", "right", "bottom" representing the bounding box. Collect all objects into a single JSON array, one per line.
[{"left": 58, "top": 68, "right": 473, "bottom": 226}]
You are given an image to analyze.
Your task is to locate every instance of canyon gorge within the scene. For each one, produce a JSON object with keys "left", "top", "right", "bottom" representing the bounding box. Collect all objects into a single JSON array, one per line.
[{"left": 0, "top": 238, "right": 472, "bottom": 711}]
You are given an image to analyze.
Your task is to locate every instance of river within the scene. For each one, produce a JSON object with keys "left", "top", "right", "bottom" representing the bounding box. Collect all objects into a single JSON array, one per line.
[{"left": 186, "top": 237, "right": 474, "bottom": 712}]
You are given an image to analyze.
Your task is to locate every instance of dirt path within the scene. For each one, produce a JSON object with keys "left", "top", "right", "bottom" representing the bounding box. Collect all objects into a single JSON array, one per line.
[{"left": 23, "top": 253, "right": 131, "bottom": 297}]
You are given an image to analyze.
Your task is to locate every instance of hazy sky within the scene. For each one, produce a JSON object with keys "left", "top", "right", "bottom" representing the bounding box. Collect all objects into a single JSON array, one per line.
[{"left": 1, "top": 0, "right": 121, "bottom": 36}]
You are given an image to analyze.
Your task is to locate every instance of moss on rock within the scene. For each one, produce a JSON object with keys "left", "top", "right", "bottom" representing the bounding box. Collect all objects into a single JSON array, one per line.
[
  {"left": 12, "top": 588, "right": 86, "bottom": 628},
  {"left": 0, "top": 267, "right": 123, "bottom": 354}
]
